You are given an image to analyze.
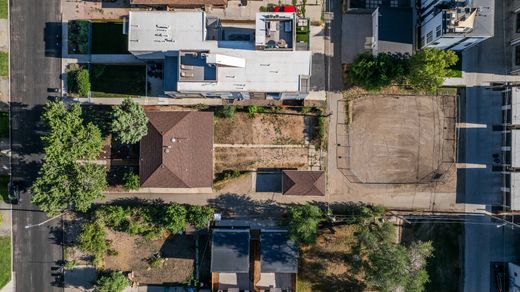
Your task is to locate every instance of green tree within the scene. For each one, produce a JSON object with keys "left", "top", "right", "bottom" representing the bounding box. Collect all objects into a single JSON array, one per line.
[
  {"left": 95, "top": 271, "right": 129, "bottom": 292},
  {"left": 122, "top": 172, "right": 140, "bottom": 191},
  {"left": 163, "top": 203, "right": 187, "bottom": 234},
  {"left": 78, "top": 222, "right": 108, "bottom": 267},
  {"left": 285, "top": 204, "right": 323, "bottom": 245},
  {"left": 349, "top": 52, "right": 409, "bottom": 90},
  {"left": 32, "top": 102, "right": 106, "bottom": 215},
  {"left": 111, "top": 98, "right": 149, "bottom": 144},
  {"left": 351, "top": 222, "right": 433, "bottom": 292},
  {"left": 187, "top": 205, "right": 214, "bottom": 229},
  {"left": 408, "top": 48, "right": 458, "bottom": 92}
]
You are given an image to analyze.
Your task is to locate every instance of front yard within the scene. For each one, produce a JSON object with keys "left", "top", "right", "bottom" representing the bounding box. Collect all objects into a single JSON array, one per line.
[
  {"left": 91, "top": 21, "right": 128, "bottom": 54},
  {"left": 91, "top": 64, "right": 146, "bottom": 97}
]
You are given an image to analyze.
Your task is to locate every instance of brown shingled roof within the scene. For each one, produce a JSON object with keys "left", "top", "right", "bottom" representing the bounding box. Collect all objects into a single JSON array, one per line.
[
  {"left": 140, "top": 111, "right": 213, "bottom": 188},
  {"left": 130, "top": 0, "right": 228, "bottom": 6},
  {"left": 282, "top": 170, "right": 326, "bottom": 196}
]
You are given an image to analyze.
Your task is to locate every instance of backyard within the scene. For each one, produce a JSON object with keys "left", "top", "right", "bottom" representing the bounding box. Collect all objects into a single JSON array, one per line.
[
  {"left": 297, "top": 225, "right": 362, "bottom": 292},
  {"left": 0, "top": 52, "right": 7, "bottom": 76},
  {"left": 213, "top": 109, "right": 319, "bottom": 172},
  {"left": 91, "top": 21, "right": 128, "bottom": 54},
  {"left": 91, "top": 64, "right": 146, "bottom": 97}
]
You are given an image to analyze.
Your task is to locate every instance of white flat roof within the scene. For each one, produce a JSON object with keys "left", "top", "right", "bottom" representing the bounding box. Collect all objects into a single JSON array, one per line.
[
  {"left": 513, "top": 130, "right": 520, "bottom": 168},
  {"left": 511, "top": 172, "right": 520, "bottom": 210},
  {"left": 177, "top": 49, "right": 311, "bottom": 92},
  {"left": 512, "top": 87, "right": 520, "bottom": 125},
  {"left": 128, "top": 11, "right": 215, "bottom": 52}
]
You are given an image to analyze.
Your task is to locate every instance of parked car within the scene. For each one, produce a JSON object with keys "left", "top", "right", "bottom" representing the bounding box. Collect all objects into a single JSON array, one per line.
[{"left": 8, "top": 181, "right": 20, "bottom": 204}]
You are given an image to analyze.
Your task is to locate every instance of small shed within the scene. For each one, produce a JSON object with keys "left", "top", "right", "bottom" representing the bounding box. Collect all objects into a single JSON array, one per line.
[{"left": 282, "top": 170, "right": 326, "bottom": 196}]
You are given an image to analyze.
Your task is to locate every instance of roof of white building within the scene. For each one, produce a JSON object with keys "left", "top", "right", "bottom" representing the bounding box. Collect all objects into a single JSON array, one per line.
[
  {"left": 128, "top": 11, "right": 215, "bottom": 52},
  {"left": 512, "top": 87, "right": 520, "bottom": 125},
  {"left": 128, "top": 11, "right": 311, "bottom": 93},
  {"left": 511, "top": 173, "right": 520, "bottom": 210},
  {"left": 512, "top": 130, "right": 520, "bottom": 168},
  {"left": 176, "top": 49, "right": 311, "bottom": 92}
]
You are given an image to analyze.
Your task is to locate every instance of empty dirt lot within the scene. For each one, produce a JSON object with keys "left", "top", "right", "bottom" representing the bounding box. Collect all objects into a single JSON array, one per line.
[{"left": 349, "top": 94, "right": 455, "bottom": 184}]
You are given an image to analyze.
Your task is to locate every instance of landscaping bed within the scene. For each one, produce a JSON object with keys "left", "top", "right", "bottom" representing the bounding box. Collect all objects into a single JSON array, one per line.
[
  {"left": 0, "top": 52, "right": 8, "bottom": 77},
  {"left": 68, "top": 20, "right": 89, "bottom": 54},
  {"left": 91, "top": 64, "right": 146, "bottom": 97},
  {"left": 91, "top": 22, "right": 128, "bottom": 54}
]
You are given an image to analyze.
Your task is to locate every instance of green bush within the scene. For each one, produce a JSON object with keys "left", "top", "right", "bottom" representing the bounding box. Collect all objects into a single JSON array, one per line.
[
  {"left": 247, "top": 105, "right": 258, "bottom": 118},
  {"left": 96, "top": 205, "right": 128, "bottom": 229},
  {"left": 68, "top": 20, "right": 89, "bottom": 54},
  {"left": 215, "top": 105, "right": 236, "bottom": 119},
  {"left": 78, "top": 222, "right": 108, "bottom": 267},
  {"left": 349, "top": 52, "right": 409, "bottom": 91},
  {"left": 122, "top": 172, "right": 140, "bottom": 191},
  {"left": 163, "top": 203, "right": 187, "bottom": 234},
  {"left": 285, "top": 204, "right": 323, "bottom": 245},
  {"left": 187, "top": 205, "right": 214, "bottom": 229},
  {"left": 68, "top": 68, "right": 91, "bottom": 97},
  {"left": 95, "top": 271, "right": 130, "bottom": 292},
  {"left": 215, "top": 169, "right": 242, "bottom": 182},
  {"left": 111, "top": 98, "right": 149, "bottom": 144}
]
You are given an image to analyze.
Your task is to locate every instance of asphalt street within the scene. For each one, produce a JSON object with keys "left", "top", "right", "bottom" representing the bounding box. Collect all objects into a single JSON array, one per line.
[{"left": 10, "top": 0, "right": 63, "bottom": 291}]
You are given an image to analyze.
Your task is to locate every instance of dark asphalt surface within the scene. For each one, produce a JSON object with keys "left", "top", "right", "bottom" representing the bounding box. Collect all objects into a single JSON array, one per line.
[{"left": 10, "top": 0, "right": 63, "bottom": 291}]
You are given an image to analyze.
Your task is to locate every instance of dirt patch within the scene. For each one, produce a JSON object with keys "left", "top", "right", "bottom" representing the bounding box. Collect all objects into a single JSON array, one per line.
[
  {"left": 298, "top": 225, "right": 363, "bottom": 292},
  {"left": 214, "top": 112, "right": 307, "bottom": 145},
  {"left": 104, "top": 230, "right": 195, "bottom": 285},
  {"left": 214, "top": 147, "right": 308, "bottom": 172},
  {"left": 348, "top": 94, "right": 455, "bottom": 184}
]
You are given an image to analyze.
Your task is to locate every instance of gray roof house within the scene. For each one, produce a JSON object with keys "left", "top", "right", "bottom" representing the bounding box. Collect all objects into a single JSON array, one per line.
[
  {"left": 128, "top": 11, "right": 312, "bottom": 100},
  {"left": 341, "top": 7, "right": 413, "bottom": 64},
  {"left": 210, "top": 227, "right": 298, "bottom": 292}
]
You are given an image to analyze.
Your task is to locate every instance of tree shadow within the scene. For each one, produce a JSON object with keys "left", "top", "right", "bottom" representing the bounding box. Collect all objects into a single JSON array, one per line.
[{"left": 159, "top": 233, "right": 195, "bottom": 260}]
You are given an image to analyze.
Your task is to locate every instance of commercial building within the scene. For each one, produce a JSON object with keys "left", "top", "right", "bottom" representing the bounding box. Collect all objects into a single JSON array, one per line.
[
  {"left": 128, "top": 11, "right": 312, "bottom": 100},
  {"left": 509, "top": 0, "right": 520, "bottom": 74},
  {"left": 419, "top": 0, "right": 494, "bottom": 51}
]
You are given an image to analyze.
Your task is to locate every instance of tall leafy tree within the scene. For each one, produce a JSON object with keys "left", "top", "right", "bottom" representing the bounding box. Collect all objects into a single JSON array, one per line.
[
  {"left": 31, "top": 101, "right": 106, "bottom": 215},
  {"left": 187, "top": 205, "right": 214, "bottom": 229},
  {"left": 111, "top": 98, "right": 148, "bottom": 144},
  {"left": 163, "top": 203, "right": 187, "bottom": 234},
  {"left": 408, "top": 48, "right": 458, "bottom": 92},
  {"left": 285, "top": 204, "right": 323, "bottom": 245},
  {"left": 349, "top": 52, "right": 409, "bottom": 90},
  {"left": 351, "top": 222, "right": 434, "bottom": 292}
]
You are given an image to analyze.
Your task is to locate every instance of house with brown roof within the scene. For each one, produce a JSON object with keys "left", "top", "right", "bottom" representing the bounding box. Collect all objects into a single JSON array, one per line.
[
  {"left": 140, "top": 111, "right": 214, "bottom": 189},
  {"left": 130, "top": 0, "right": 228, "bottom": 9},
  {"left": 282, "top": 170, "right": 326, "bottom": 196}
]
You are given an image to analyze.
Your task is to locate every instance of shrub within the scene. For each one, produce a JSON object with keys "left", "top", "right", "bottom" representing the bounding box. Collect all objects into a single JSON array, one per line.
[
  {"left": 122, "top": 172, "right": 140, "bottom": 191},
  {"left": 187, "top": 205, "right": 214, "bottom": 229},
  {"left": 215, "top": 169, "right": 241, "bottom": 182},
  {"left": 76, "top": 69, "right": 91, "bottom": 97},
  {"left": 163, "top": 203, "right": 187, "bottom": 234},
  {"left": 95, "top": 271, "right": 130, "bottom": 292},
  {"left": 408, "top": 48, "right": 458, "bottom": 93},
  {"left": 78, "top": 222, "right": 108, "bottom": 267},
  {"left": 64, "top": 260, "right": 77, "bottom": 270},
  {"left": 96, "top": 205, "right": 128, "bottom": 229},
  {"left": 193, "top": 104, "right": 210, "bottom": 111},
  {"left": 285, "top": 204, "right": 323, "bottom": 245},
  {"left": 247, "top": 105, "right": 258, "bottom": 118},
  {"left": 215, "top": 105, "right": 236, "bottom": 118}
]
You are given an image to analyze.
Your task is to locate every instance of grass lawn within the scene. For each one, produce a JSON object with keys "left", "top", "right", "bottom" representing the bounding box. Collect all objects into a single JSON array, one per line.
[
  {"left": 91, "top": 64, "right": 146, "bottom": 97},
  {"left": 0, "top": 236, "right": 11, "bottom": 289},
  {"left": 0, "top": 112, "right": 7, "bottom": 138},
  {"left": 0, "top": 0, "right": 7, "bottom": 19},
  {"left": 0, "top": 52, "right": 8, "bottom": 77},
  {"left": 91, "top": 22, "right": 128, "bottom": 54}
]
